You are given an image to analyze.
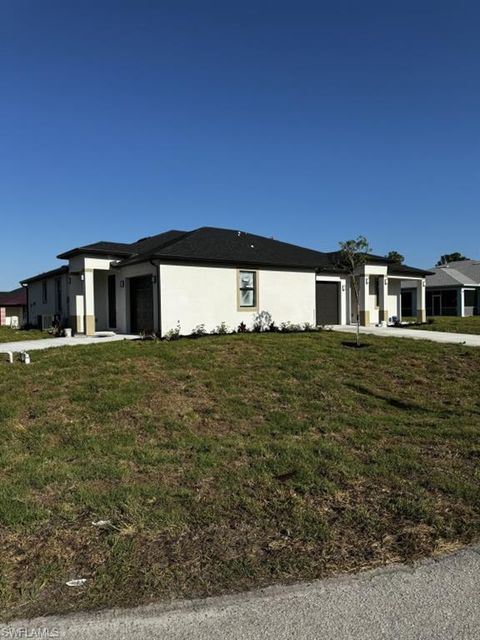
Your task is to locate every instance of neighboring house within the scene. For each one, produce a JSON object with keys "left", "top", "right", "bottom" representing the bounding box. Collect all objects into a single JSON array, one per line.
[
  {"left": 402, "top": 259, "right": 480, "bottom": 317},
  {"left": 20, "top": 266, "right": 69, "bottom": 330},
  {"left": 0, "top": 287, "right": 27, "bottom": 327},
  {"left": 20, "top": 227, "right": 430, "bottom": 336}
]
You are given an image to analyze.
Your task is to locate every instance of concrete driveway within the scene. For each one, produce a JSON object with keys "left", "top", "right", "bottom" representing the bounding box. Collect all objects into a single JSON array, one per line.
[
  {"left": 332, "top": 324, "right": 480, "bottom": 347},
  {"left": 0, "top": 333, "right": 139, "bottom": 355},
  {"left": 3, "top": 545, "right": 479, "bottom": 640}
]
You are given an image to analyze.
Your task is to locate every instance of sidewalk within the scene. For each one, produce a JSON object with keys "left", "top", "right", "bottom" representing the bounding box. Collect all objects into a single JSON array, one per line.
[
  {"left": 332, "top": 324, "right": 480, "bottom": 347},
  {"left": 0, "top": 333, "right": 139, "bottom": 354}
]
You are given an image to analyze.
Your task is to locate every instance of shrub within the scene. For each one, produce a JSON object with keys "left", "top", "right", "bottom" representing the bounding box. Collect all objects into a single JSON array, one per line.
[
  {"left": 279, "top": 322, "right": 303, "bottom": 333},
  {"left": 191, "top": 324, "right": 207, "bottom": 338},
  {"left": 164, "top": 321, "right": 181, "bottom": 341},
  {"left": 237, "top": 322, "right": 248, "bottom": 333},
  {"left": 213, "top": 322, "right": 229, "bottom": 335},
  {"left": 253, "top": 310, "right": 272, "bottom": 332}
]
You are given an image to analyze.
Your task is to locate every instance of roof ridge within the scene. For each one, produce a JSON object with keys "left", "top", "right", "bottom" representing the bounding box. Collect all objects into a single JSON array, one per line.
[
  {"left": 192, "top": 226, "right": 329, "bottom": 255},
  {"left": 129, "top": 230, "right": 193, "bottom": 257},
  {"left": 445, "top": 267, "right": 477, "bottom": 285}
]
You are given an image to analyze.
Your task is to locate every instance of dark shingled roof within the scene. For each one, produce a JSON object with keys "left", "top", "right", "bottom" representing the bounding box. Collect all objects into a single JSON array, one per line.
[
  {"left": 388, "top": 263, "right": 434, "bottom": 277},
  {"left": 57, "top": 241, "right": 133, "bottom": 259},
  {"left": 312, "top": 250, "right": 432, "bottom": 277},
  {"left": 0, "top": 287, "right": 27, "bottom": 306},
  {"left": 116, "top": 227, "right": 335, "bottom": 269},
  {"left": 127, "top": 230, "right": 189, "bottom": 255},
  {"left": 53, "top": 227, "right": 431, "bottom": 275},
  {"left": 20, "top": 266, "right": 68, "bottom": 285}
]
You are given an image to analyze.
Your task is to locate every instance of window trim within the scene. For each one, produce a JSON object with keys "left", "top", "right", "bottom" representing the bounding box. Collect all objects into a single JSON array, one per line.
[{"left": 237, "top": 269, "right": 258, "bottom": 311}]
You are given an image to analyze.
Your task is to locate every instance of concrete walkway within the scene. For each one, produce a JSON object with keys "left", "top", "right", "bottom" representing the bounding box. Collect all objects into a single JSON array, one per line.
[
  {"left": 332, "top": 324, "right": 480, "bottom": 347},
  {"left": 0, "top": 333, "right": 139, "bottom": 354},
  {"left": 3, "top": 545, "right": 479, "bottom": 640}
]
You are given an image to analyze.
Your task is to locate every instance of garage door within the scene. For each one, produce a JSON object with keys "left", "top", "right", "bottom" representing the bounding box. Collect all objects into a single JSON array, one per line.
[
  {"left": 130, "top": 276, "right": 154, "bottom": 333},
  {"left": 316, "top": 281, "right": 339, "bottom": 325}
]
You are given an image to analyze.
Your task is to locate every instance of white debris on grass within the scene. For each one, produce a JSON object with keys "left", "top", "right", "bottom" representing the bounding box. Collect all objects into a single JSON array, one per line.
[
  {"left": 91, "top": 520, "right": 112, "bottom": 528},
  {"left": 65, "top": 579, "right": 87, "bottom": 587}
]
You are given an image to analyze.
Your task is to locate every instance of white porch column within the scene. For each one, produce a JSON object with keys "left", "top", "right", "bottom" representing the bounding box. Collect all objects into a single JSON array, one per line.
[
  {"left": 84, "top": 268, "right": 95, "bottom": 336},
  {"left": 379, "top": 276, "right": 388, "bottom": 324},
  {"left": 416, "top": 279, "right": 426, "bottom": 323},
  {"left": 459, "top": 288, "right": 465, "bottom": 317}
]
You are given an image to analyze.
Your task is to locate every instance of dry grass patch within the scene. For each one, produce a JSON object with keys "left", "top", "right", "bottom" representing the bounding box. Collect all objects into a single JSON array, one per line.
[{"left": 0, "top": 332, "right": 479, "bottom": 619}]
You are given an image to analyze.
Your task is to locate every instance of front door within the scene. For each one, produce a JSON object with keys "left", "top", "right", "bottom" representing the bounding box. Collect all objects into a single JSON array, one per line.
[
  {"left": 130, "top": 276, "right": 154, "bottom": 333},
  {"left": 432, "top": 294, "right": 442, "bottom": 316}
]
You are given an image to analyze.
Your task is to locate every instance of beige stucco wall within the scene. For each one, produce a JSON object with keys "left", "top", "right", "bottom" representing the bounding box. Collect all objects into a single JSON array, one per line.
[{"left": 159, "top": 263, "right": 316, "bottom": 336}]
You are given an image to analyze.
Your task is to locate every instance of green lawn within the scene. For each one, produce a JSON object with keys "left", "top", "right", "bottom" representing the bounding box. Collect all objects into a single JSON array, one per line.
[
  {"left": 407, "top": 316, "right": 480, "bottom": 335},
  {"left": 1, "top": 332, "right": 479, "bottom": 620},
  {"left": 0, "top": 326, "right": 48, "bottom": 343}
]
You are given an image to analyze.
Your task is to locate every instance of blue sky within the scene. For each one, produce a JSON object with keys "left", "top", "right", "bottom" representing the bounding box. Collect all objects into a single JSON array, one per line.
[{"left": 1, "top": 0, "right": 479, "bottom": 289}]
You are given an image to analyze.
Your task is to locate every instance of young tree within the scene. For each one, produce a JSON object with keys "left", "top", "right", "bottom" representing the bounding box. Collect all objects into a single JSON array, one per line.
[
  {"left": 385, "top": 250, "right": 404, "bottom": 264},
  {"left": 436, "top": 252, "right": 469, "bottom": 266},
  {"left": 338, "top": 236, "right": 371, "bottom": 346}
]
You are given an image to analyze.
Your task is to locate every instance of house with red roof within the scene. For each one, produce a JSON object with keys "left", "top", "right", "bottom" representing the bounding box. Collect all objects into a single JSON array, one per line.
[{"left": 0, "top": 287, "right": 27, "bottom": 327}]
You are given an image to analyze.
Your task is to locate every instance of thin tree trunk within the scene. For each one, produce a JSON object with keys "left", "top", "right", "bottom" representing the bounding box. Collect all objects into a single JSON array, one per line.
[{"left": 352, "top": 276, "right": 360, "bottom": 347}]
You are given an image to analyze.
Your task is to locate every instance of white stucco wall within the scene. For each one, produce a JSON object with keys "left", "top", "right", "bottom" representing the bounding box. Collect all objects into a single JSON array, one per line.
[
  {"left": 387, "top": 280, "right": 401, "bottom": 320},
  {"left": 361, "top": 277, "right": 401, "bottom": 324},
  {"left": 368, "top": 277, "right": 380, "bottom": 325},
  {"left": 69, "top": 256, "right": 113, "bottom": 272},
  {"left": 350, "top": 268, "right": 402, "bottom": 325},
  {"left": 115, "top": 262, "right": 158, "bottom": 334},
  {"left": 159, "top": 263, "right": 316, "bottom": 336}
]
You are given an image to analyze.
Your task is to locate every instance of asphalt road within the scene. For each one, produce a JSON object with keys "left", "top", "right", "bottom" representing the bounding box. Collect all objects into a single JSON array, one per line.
[{"left": 4, "top": 545, "right": 479, "bottom": 639}]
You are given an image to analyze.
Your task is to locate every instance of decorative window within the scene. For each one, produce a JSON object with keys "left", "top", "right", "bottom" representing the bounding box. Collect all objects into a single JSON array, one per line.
[{"left": 238, "top": 270, "right": 257, "bottom": 308}]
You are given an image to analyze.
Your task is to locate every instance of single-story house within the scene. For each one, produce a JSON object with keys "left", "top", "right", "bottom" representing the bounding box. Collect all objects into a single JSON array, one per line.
[
  {"left": 402, "top": 259, "right": 480, "bottom": 317},
  {"left": 0, "top": 287, "right": 27, "bottom": 327},
  {"left": 20, "top": 227, "right": 430, "bottom": 336}
]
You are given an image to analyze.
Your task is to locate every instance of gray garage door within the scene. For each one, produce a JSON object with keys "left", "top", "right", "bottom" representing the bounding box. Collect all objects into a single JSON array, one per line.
[{"left": 316, "top": 281, "right": 339, "bottom": 325}]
